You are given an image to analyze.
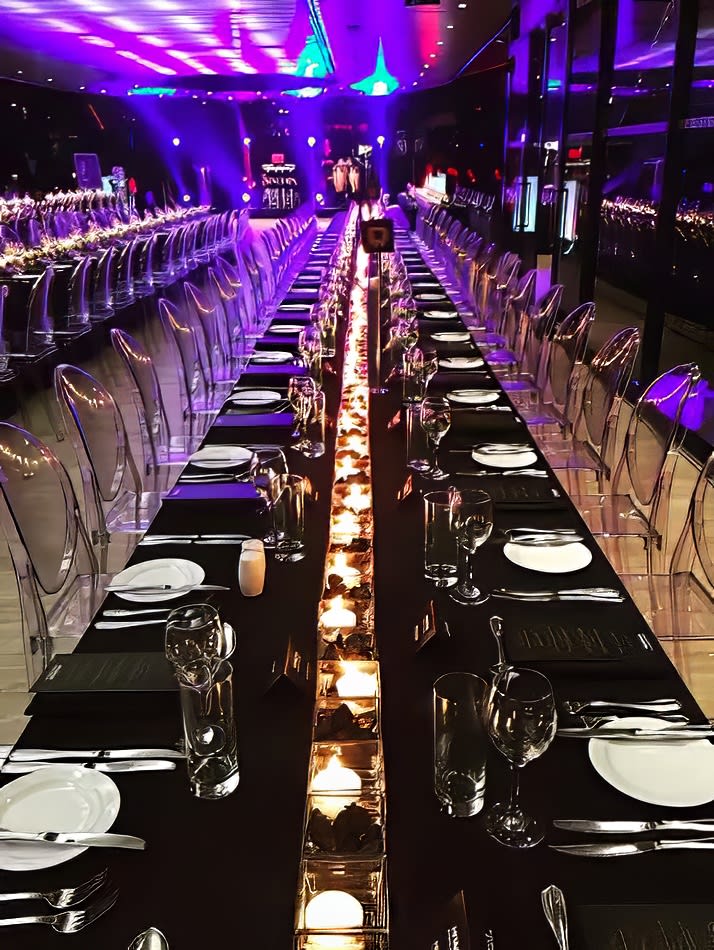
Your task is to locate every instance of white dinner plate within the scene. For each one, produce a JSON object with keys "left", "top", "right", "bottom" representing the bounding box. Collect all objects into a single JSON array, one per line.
[
  {"left": 503, "top": 540, "right": 592, "bottom": 574},
  {"left": 249, "top": 351, "right": 294, "bottom": 364},
  {"left": 589, "top": 717, "right": 714, "bottom": 807},
  {"left": 268, "top": 324, "right": 304, "bottom": 335},
  {"left": 227, "top": 389, "right": 282, "bottom": 408},
  {"left": 110, "top": 558, "right": 205, "bottom": 603},
  {"left": 439, "top": 357, "right": 485, "bottom": 370},
  {"left": 432, "top": 332, "right": 471, "bottom": 343},
  {"left": 0, "top": 765, "right": 120, "bottom": 871},
  {"left": 421, "top": 310, "right": 458, "bottom": 320},
  {"left": 447, "top": 389, "right": 500, "bottom": 405},
  {"left": 278, "top": 304, "right": 311, "bottom": 311},
  {"left": 417, "top": 293, "right": 449, "bottom": 301},
  {"left": 188, "top": 445, "right": 253, "bottom": 470},
  {"left": 472, "top": 446, "right": 538, "bottom": 469}
]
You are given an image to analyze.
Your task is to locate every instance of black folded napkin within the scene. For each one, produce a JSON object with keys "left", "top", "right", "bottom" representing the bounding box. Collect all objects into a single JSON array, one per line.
[
  {"left": 505, "top": 622, "right": 643, "bottom": 661},
  {"left": 575, "top": 904, "right": 714, "bottom": 949}
]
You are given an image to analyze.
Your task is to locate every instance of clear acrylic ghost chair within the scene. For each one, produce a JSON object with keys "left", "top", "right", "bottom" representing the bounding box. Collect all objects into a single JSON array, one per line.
[
  {"left": 501, "top": 284, "right": 564, "bottom": 396},
  {"left": 207, "top": 266, "right": 247, "bottom": 373},
  {"left": 157, "top": 298, "right": 214, "bottom": 440},
  {"left": 90, "top": 246, "right": 115, "bottom": 322},
  {"left": 618, "top": 449, "right": 714, "bottom": 640},
  {"left": 219, "top": 254, "right": 262, "bottom": 340},
  {"left": 478, "top": 269, "right": 537, "bottom": 354},
  {"left": 573, "top": 362, "right": 701, "bottom": 574},
  {"left": 53, "top": 364, "right": 162, "bottom": 567},
  {"left": 0, "top": 422, "right": 109, "bottom": 678},
  {"left": 57, "top": 255, "right": 92, "bottom": 335},
  {"left": 154, "top": 227, "right": 180, "bottom": 286},
  {"left": 113, "top": 238, "right": 137, "bottom": 309},
  {"left": 183, "top": 281, "right": 237, "bottom": 393},
  {"left": 537, "top": 327, "right": 641, "bottom": 492},
  {"left": 518, "top": 301, "right": 596, "bottom": 425},
  {"left": 110, "top": 327, "right": 196, "bottom": 479},
  {"left": 7, "top": 265, "right": 57, "bottom": 360},
  {"left": 134, "top": 232, "right": 157, "bottom": 298}
]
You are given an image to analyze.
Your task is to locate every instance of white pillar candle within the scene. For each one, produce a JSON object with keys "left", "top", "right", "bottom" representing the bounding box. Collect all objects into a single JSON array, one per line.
[
  {"left": 311, "top": 753, "right": 362, "bottom": 819},
  {"left": 320, "top": 596, "right": 357, "bottom": 636},
  {"left": 238, "top": 539, "right": 265, "bottom": 597}
]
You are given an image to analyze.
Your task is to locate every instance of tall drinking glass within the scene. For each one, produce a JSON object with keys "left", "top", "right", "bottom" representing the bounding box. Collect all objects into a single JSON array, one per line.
[
  {"left": 271, "top": 473, "right": 306, "bottom": 562},
  {"left": 296, "top": 388, "right": 325, "bottom": 458},
  {"left": 288, "top": 375, "right": 316, "bottom": 440},
  {"left": 424, "top": 488, "right": 461, "bottom": 588},
  {"left": 179, "top": 659, "right": 239, "bottom": 800},
  {"left": 486, "top": 668, "right": 557, "bottom": 848},
  {"left": 434, "top": 673, "right": 489, "bottom": 817},
  {"left": 165, "top": 604, "right": 234, "bottom": 671},
  {"left": 449, "top": 490, "right": 494, "bottom": 606},
  {"left": 403, "top": 347, "right": 425, "bottom": 404},
  {"left": 420, "top": 395, "right": 451, "bottom": 480},
  {"left": 250, "top": 448, "right": 288, "bottom": 547}
]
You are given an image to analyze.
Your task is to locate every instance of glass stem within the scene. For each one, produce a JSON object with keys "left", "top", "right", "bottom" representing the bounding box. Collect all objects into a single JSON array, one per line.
[
  {"left": 431, "top": 437, "right": 439, "bottom": 472},
  {"left": 508, "top": 763, "right": 521, "bottom": 812}
]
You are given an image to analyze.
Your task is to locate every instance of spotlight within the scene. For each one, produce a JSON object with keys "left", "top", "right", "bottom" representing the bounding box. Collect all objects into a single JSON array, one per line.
[
  {"left": 182, "top": 193, "right": 191, "bottom": 202},
  {"left": 307, "top": 136, "right": 316, "bottom": 148},
  {"left": 172, "top": 136, "right": 180, "bottom": 146},
  {"left": 315, "top": 192, "right": 324, "bottom": 204},
  {"left": 243, "top": 136, "right": 251, "bottom": 146},
  {"left": 376, "top": 135, "right": 385, "bottom": 147},
  {"left": 241, "top": 192, "right": 251, "bottom": 204}
]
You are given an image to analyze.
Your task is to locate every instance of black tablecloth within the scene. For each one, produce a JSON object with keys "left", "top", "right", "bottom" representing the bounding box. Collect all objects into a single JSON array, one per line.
[
  {"left": 2, "top": 232, "right": 343, "bottom": 949},
  {"left": 371, "top": 241, "right": 713, "bottom": 949}
]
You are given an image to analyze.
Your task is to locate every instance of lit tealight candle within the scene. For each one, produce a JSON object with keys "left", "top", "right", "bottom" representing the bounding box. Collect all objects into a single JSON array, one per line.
[
  {"left": 331, "top": 511, "right": 359, "bottom": 545},
  {"left": 320, "top": 595, "right": 357, "bottom": 638},
  {"left": 305, "top": 890, "right": 364, "bottom": 932},
  {"left": 335, "top": 664, "right": 377, "bottom": 699},
  {"left": 311, "top": 753, "right": 362, "bottom": 819},
  {"left": 329, "top": 551, "right": 361, "bottom": 589},
  {"left": 344, "top": 484, "right": 370, "bottom": 513}
]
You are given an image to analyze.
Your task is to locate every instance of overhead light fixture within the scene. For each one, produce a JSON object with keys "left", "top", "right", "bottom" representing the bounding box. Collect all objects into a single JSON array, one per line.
[
  {"left": 447, "top": 23, "right": 454, "bottom": 28},
  {"left": 350, "top": 38, "right": 399, "bottom": 97}
]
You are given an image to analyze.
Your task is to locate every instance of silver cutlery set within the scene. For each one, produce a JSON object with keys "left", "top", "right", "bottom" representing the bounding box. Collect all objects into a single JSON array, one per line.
[
  {"left": 139, "top": 533, "right": 249, "bottom": 547},
  {"left": 0, "top": 868, "right": 119, "bottom": 933},
  {"left": 492, "top": 587, "right": 625, "bottom": 602}
]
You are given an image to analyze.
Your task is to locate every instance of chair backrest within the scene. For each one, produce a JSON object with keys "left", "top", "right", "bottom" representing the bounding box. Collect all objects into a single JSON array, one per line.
[
  {"left": 546, "top": 301, "right": 596, "bottom": 416},
  {"left": 0, "top": 422, "right": 99, "bottom": 672},
  {"left": 92, "top": 246, "right": 115, "bottom": 312},
  {"left": 27, "top": 265, "right": 55, "bottom": 349},
  {"left": 54, "top": 363, "right": 142, "bottom": 539},
  {"left": 617, "top": 362, "right": 701, "bottom": 508},
  {"left": 501, "top": 268, "right": 536, "bottom": 348},
  {"left": 183, "top": 281, "right": 225, "bottom": 390},
  {"left": 522, "top": 283, "right": 564, "bottom": 385},
  {"left": 582, "top": 326, "right": 641, "bottom": 472},
  {"left": 67, "top": 255, "right": 92, "bottom": 323},
  {"left": 110, "top": 327, "right": 172, "bottom": 472},
  {"left": 671, "top": 451, "right": 714, "bottom": 594},
  {"left": 157, "top": 297, "right": 207, "bottom": 423}
]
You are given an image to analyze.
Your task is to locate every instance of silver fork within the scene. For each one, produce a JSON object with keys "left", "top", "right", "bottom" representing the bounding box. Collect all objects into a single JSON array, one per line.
[
  {"left": 0, "top": 886, "right": 118, "bottom": 932},
  {"left": 0, "top": 868, "right": 108, "bottom": 909}
]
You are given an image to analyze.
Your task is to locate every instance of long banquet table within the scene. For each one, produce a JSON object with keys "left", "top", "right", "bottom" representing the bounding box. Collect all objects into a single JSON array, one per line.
[{"left": 2, "top": 217, "right": 713, "bottom": 949}]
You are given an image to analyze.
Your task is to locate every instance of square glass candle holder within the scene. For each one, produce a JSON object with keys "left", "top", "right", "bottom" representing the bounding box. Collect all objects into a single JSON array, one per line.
[
  {"left": 317, "top": 661, "right": 380, "bottom": 702},
  {"left": 304, "top": 788, "right": 385, "bottom": 858},
  {"left": 309, "top": 741, "right": 383, "bottom": 798},
  {"left": 314, "top": 695, "right": 379, "bottom": 744},
  {"left": 295, "top": 857, "right": 389, "bottom": 950}
]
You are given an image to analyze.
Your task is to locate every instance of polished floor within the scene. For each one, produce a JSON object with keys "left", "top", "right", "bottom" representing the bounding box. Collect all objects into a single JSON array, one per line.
[{"left": 0, "top": 238, "right": 710, "bottom": 757}]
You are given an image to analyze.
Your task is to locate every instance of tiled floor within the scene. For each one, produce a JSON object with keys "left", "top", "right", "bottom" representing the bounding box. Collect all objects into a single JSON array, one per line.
[{"left": 0, "top": 239, "right": 711, "bottom": 753}]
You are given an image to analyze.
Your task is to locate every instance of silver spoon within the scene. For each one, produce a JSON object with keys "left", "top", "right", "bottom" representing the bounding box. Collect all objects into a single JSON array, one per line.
[{"left": 128, "top": 927, "right": 169, "bottom": 950}]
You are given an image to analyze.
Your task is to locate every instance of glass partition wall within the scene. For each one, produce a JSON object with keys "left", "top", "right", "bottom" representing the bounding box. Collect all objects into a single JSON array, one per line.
[{"left": 506, "top": 0, "right": 714, "bottom": 439}]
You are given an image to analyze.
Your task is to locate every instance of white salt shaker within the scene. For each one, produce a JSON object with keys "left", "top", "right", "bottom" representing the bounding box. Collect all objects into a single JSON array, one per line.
[{"left": 238, "top": 539, "right": 266, "bottom": 597}]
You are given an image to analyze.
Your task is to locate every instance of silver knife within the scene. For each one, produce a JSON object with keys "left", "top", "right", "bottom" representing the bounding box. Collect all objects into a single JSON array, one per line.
[
  {"left": 106, "top": 584, "right": 230, "bottom": 594},
  {"left": 554, "top": 819, "right": 714, "bottom": 834},
  {"left": 493, "top": 591, "right": 626, "bottom": 603},
  {"left": 556, "top": 727, "right": 713, "bottom": 740},
  {"left": 0, "top": 831, "right": 146, "bottom": 850},
  {"left": 3, "top": 760, "right": 177, "bottom": 774},
  {"left": 550, "top": 838, "right": 714, "bottom": 857},
  {"left": 95, "top": 620, "right": 166, "bottom": 629},
  {"left": 102, "top": 608, "right": 171, "bottom": 617},
  {"left": 9, "top": 747, "right": 185, "bottom": 762}
]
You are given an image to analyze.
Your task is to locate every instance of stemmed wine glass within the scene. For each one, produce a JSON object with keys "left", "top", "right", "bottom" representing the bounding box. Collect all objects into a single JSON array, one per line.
[
  {"left": 420, "top": 396, "right": 451, "bottom": 480},
  {"left": 288, "top": 375, "right": 316, "bottom": 440},
  {"left": 421, "top": 347, "right": 438, "bottom": 396},
  {"left": 486, "top": 668, "right": 557, "bottom": 848},
  {"left": 249, "top": 448, "right": 288, "bottom": 548},
  {"left": 450, "top": 490, "right": 494, "bottom": 605}
]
